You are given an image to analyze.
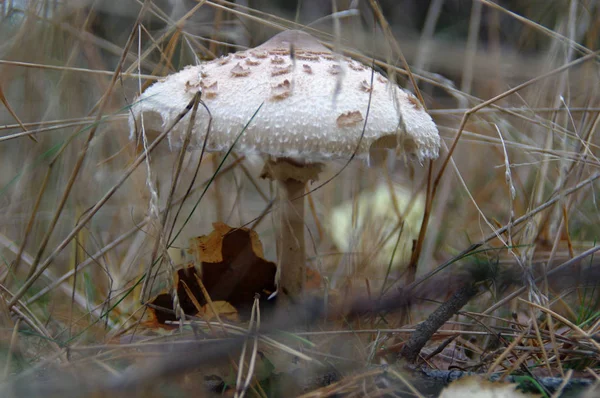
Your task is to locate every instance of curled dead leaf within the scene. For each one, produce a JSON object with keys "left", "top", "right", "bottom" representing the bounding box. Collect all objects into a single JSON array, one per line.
[
  {"left": 147, "top": 223, "right": 276, "bottom": 326},
  {"left": 190, "top": 222, "right": 276, "bottom": 310}
]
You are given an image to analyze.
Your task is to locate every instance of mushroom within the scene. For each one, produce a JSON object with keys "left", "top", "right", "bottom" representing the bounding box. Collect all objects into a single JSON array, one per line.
[
  {"left": 328, "top": 183, "right": 427, "bottom": 287},
  {"left": 129, "top": 30, "right": 440, "bottom": 302}
]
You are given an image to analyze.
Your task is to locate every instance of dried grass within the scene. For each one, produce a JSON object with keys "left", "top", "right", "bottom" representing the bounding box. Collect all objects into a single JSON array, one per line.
[{"left": 1, "top": 0, "right": 599, "bottom": 397}]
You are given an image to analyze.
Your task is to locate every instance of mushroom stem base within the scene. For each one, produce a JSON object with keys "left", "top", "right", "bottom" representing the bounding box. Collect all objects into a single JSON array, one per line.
[{"left": 277, "top": 178, "right": 306, "bottom": 300}]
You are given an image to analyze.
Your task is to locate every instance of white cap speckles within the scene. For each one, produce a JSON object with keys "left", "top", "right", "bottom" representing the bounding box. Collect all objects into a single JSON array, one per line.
[{"left": 129, "top": 30, "right": 440, "bottom": 163}]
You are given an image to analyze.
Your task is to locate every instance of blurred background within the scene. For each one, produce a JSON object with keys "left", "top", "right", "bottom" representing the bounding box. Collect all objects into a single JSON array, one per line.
[{"left": 0, "top": 0, "right": 599, "bottom": 396}]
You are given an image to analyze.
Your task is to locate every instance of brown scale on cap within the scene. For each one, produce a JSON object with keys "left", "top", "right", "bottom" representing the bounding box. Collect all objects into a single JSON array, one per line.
[
  {"left": 231, "top": 63, "right": 250, "bottom": 77},
  {"left": 328, "top": 64, "right": 342, "bottom": 75},
  {"left": 359, "top": 80, "right": 373, "bottom": 93},
  {"left": 251, "top": 50, "right": 268, "bottom": 59},
  {"left": 183, "top": 71, "right": 201, "bottom": 92},
  {"left": 271, "top": 64, "right": 292, "bottom": 76},
  {"left": 245, "top": 58, "right": 261, "bottom": 66},
  {"left": 269, "top": 49, "right": 290, "bottom": 56},
  {"left": 271, "top": 80, "right": 292, "bottom": 100},
  {"left": 377, "top": 76, "right": 387, "bottom": 84},
  {"left": 302, "top": 64, "right": 313, "bottom": 74},
  {"left": 184, "top": 81, "right": 199, "bottom": 92},
  {"left": 271, "top": 56, "right": 285, "bottom": 65},
  {"left": 234, "top": 53, "right": 247, "bottom": 59},
  {"left": 348, "top": 61, "right": 365, "bottom": 72},
  {"left": 336, "top": 111, "right": 364, "bottom": 127},
  {"left": 200, "top": 80, "right": 218, "bottom": 99},
  {"left": 218, "top": 55, "right": 232, "bottom": 65},
  {"left": 295, "top": 52, "right": 319, "bottom": 61}
]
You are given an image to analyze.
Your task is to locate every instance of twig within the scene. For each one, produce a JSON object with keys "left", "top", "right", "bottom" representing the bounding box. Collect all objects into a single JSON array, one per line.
[{"left": 399, "top": 283, "right": 479, "bottom": 363}]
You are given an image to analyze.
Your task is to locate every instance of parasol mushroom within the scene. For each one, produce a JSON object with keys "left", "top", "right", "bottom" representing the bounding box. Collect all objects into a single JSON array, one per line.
[{"left": 129, "top": 30, "right": 440, "bottom": 302}]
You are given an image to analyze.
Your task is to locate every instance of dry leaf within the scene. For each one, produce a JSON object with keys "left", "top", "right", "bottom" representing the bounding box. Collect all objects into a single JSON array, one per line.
[
  {"left": 190, "top": 222, "right": 276, "bottom": 310},
  {"left": 203, "top": 301, "right": 239, "bottom": 322},
  {"left": 147, "top": 223, "right": 276, "bottom": 325},
  {"left": 176, "top": 265, "right": 206, "bottom": 315},
  {"left": 146, "top": 292, "right": 178, "bottom": 327},
  {"left": 145, "top": 266, "right": 205, "bottom": 327}
]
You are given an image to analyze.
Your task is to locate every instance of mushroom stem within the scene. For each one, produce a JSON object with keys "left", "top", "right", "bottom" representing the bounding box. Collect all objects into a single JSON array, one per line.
[
  {"left": 277, "top": 178, "right": 306, "bottom": 300},
  {"left": 261, "top": 158, "right": 323, "bottom": 302}
]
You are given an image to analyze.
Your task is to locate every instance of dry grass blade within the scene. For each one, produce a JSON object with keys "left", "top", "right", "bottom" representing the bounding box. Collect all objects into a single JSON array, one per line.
[
  {"left": 486, "top": 332, "right": 525, "bottom": 376},
  {"left": 193, "top": 272, "right": 227, "bottom": 335},
  {"left": 235, "top": 295, "right": 261, "bottom": 398},
  {"left": 0, "top": 86, "right": 37, "bottom": 142},
  {"left": 483, "top": 243, "right": 600, "bottom": 316},
  {"left": 410, "top": 172, "right": 600, "bottom": 292},
  {"left": 387, "top": 368, "right": 425, "bottom": 398},
  {"left": 4, "top": 165, "right": 50, "bottom": 283},
  {"left": 520, "top": 298, "right": 600, "bottom": 353},
  {"left": 551, "top": 369, "right": 574, "bottom": 398},
  {"left": 479, "top": 0, "right": 596, "bottom": 56},
  {"left": 530, "top": 307, "right": 553, "bottom": 375},
  {"left": 5, "top": 1, "right": 152, "bottom": 309},
  {"left": 297, "top": 369, "right": 383, "bottom": 398},
  {"left": 2, "top": 1, "right": 600, "bottom": 396},
  {"left": 7, "top": 90, "right": 202, "bottom": 309},
  {"left": 140, "top": 92, "right": 203, "bottom": 303},
  {"left": 23, "top": 157, "right": 244, "bottom": 307},
  {"left": 3, "top": 318, "right": 20, "bottom": 381},
  {"left": 431, "top": 47, "right": 600, "bottom": 210},
  {"left": 0, "top": 59, "right": 158, "bottom": 80}
]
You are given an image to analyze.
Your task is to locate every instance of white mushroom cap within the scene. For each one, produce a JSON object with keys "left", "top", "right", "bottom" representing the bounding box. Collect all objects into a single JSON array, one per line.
[{"left": 129, "top": 30, "right": 440, "bottom": 163}]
